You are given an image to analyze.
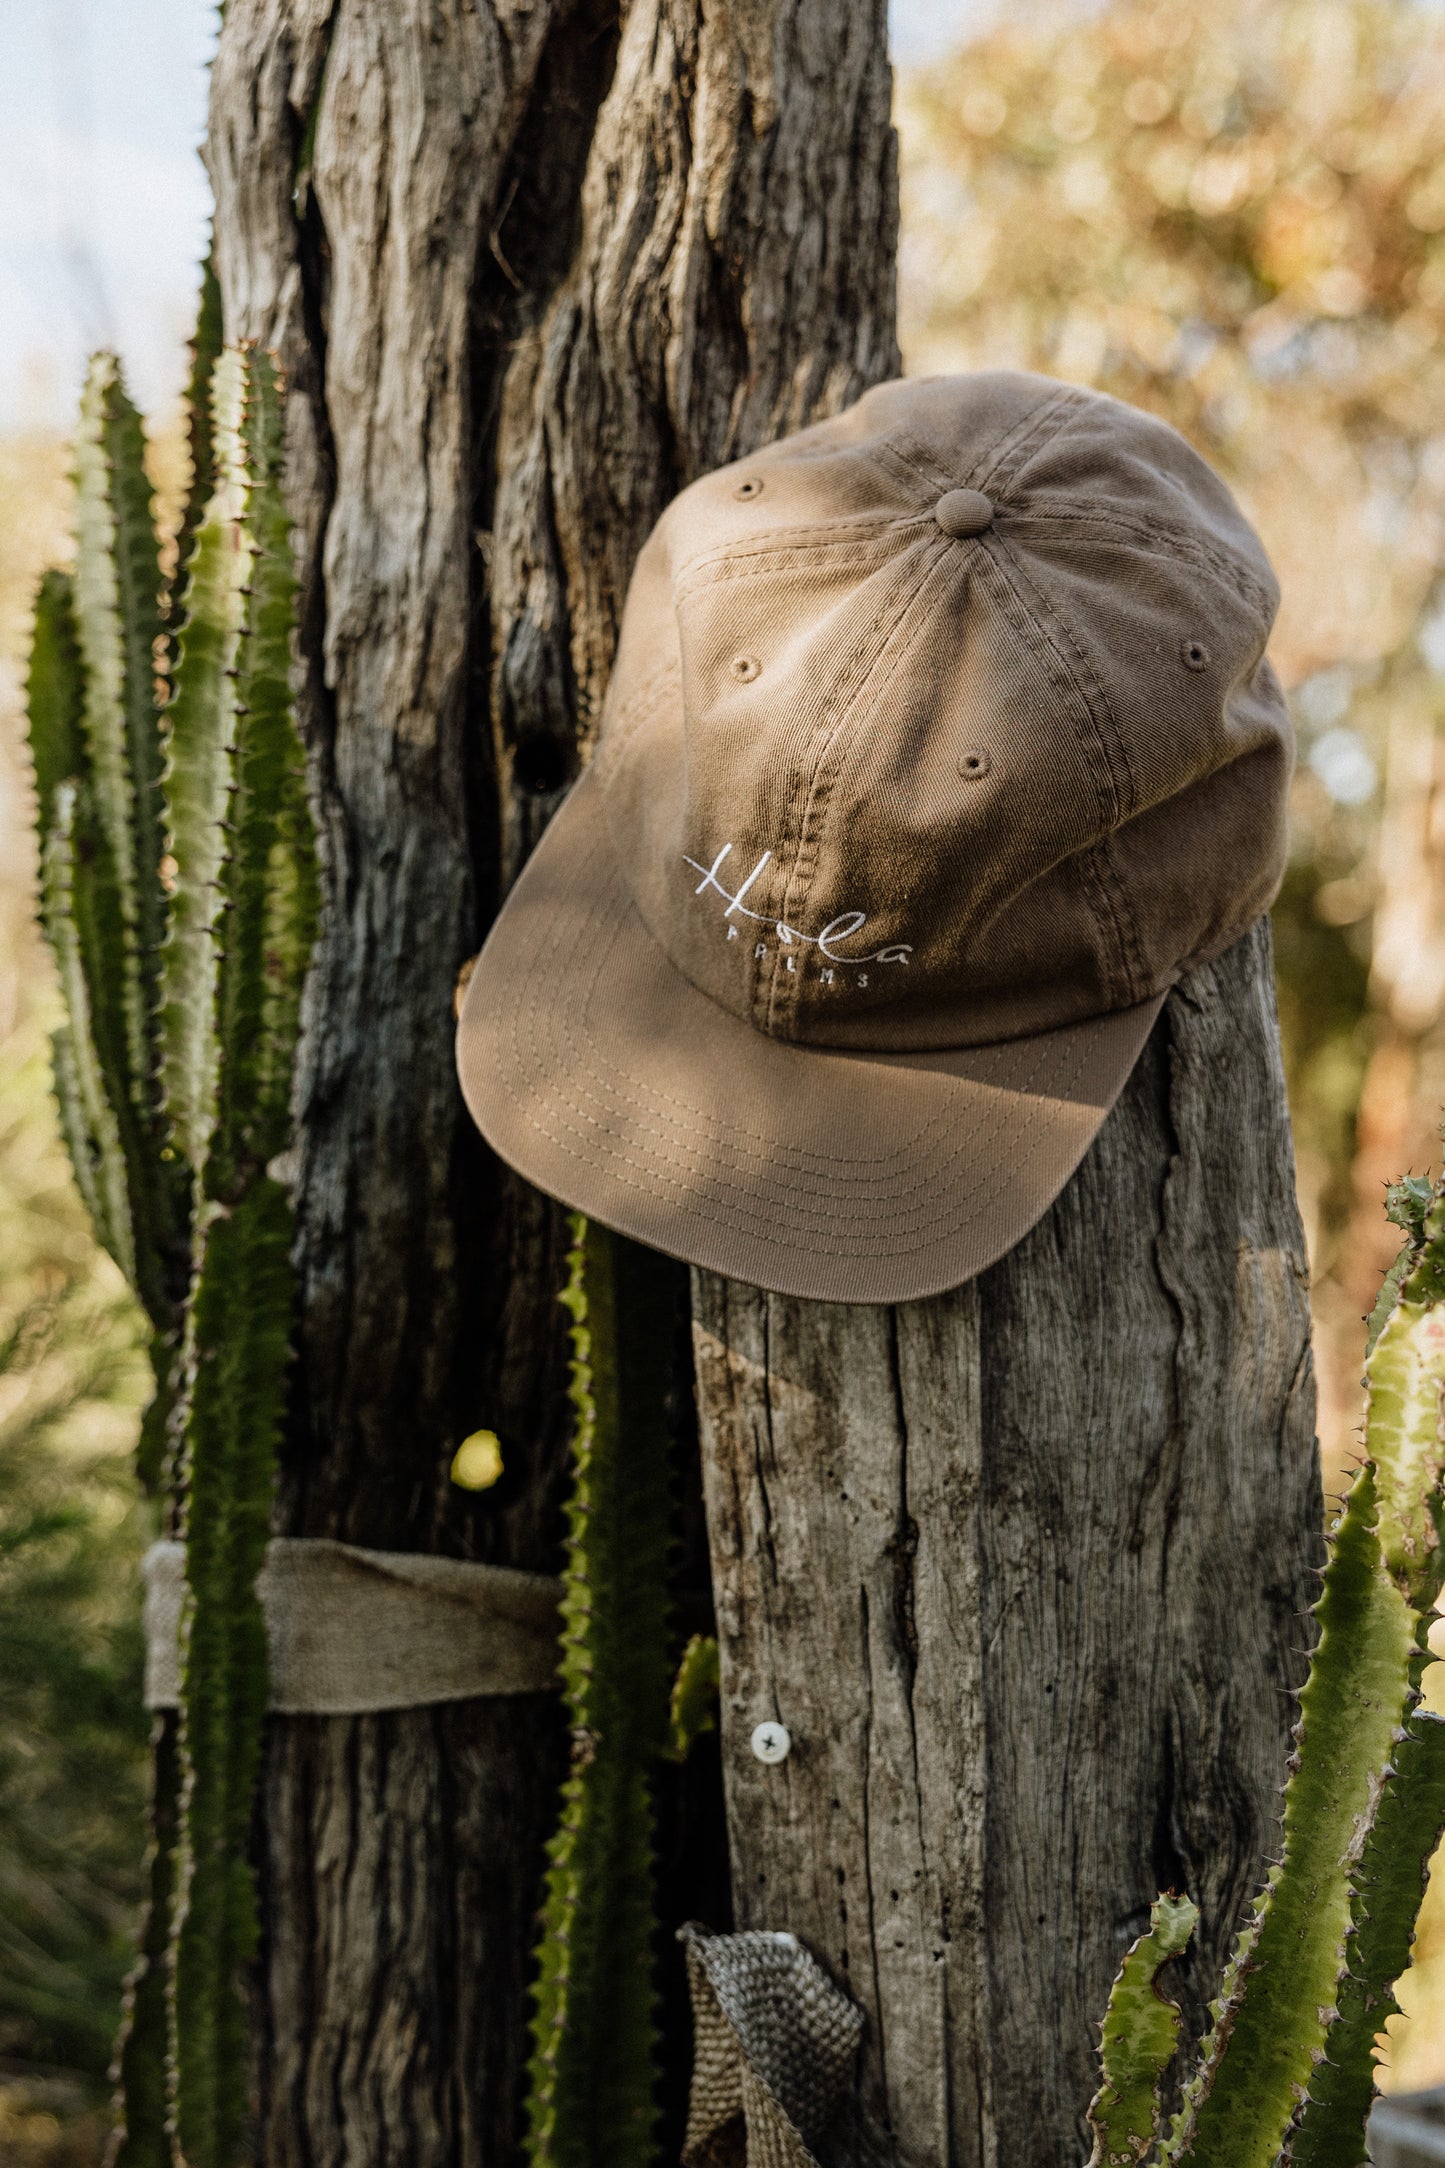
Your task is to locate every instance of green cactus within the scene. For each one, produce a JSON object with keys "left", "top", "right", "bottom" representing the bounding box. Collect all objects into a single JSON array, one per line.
[
  {"left": 27, "top": 357, "right": 184, "bottom": 2168},
  {"left": 525, "top": 1217, "right": 678, "bottom": 2168},
  {"left": 1090, "top": 1171, "right": 1445, "bottom": 2168},
  {"left": 203, "top": 350, "right": 316, "bottom": 1198},
  {"left": 1289, "top": 1707, "right": 1445, "bottom": 2166},
  {"left": 1158, "top": 1475, "right": 1426, "bottom": 2166},
  {"left": 166, "top": 253, "right": 224, "bottom": 629},
  {"left": 70, "top": 355, "right": 189, "bottom": 1355},
  {"left": 158, "top": 345, "right": 255, "bottom": 1179},
  {"left": 171, "top": 1177, "right": 297, "bottom": 2168},
  {"left": 164, "top": 342, "right": 315, "bottom": 2167},
  {"left": 111, "top": 1714, "right": 182, "bottom": 2168},
  {"left": 667, "top": 1634, "right": 720, "bottom": 1763},
  {"left": 27, "top": 573, "right": 131, "bottom": 1270},
  {"left": 31, "top": 362, "right": 190, "bottom": 1492},
  {"left": 26, "top": 338, "right": 314, "bottom": 2168},
  {"left": 26, "top": 569, "right": 86, "bottom": 838},
  {"left": 38, "top": 778, "right": 136, "bottom": 1285},
  {"left": 1088, "top": 1894, "right": 1200, "bottom": 2168},
  {"left": 72, "top": 352, "right": 167, "bottom": 1121}
]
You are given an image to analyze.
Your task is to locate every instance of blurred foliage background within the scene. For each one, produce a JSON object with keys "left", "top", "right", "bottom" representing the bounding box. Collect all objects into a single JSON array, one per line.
[
  {"left": 901, "top": 0, "right": 1445, "bottom": 1481},
  {"left": 7, "top": 0, "right": 1445, "bottom": 2154},
  {"left": 0, "top": 432, "right": 159, "bottom": 2164}
]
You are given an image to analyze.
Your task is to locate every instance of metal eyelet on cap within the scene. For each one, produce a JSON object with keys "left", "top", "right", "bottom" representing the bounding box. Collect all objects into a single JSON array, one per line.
[
  {"left": 1181, "top": 638, "right": 1210, "bottom": 672},
  {"left": 958, "top": 749, "right": 991, "bottom": 779},
  {"left": 734, "top": 475, "right": 765, "bottom": 500},
  {"left": 730, "top": 654, "right": 762, "bottom": 682}
]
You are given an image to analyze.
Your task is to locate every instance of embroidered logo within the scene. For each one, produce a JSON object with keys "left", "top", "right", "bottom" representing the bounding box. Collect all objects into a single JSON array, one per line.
[{"left": 682, "top": 843, "right": 913, "bottom": 979}]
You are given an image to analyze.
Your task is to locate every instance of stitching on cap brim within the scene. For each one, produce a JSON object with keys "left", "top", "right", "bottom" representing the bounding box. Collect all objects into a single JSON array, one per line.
[{"left": 456, "top": 766, "right": 1165, "bottom": 1305}]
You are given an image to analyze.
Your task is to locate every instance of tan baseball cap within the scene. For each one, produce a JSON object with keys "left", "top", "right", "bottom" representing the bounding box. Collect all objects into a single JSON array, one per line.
[{"left": 458, "top": 372, "right": 1291, "bottom": 1304}]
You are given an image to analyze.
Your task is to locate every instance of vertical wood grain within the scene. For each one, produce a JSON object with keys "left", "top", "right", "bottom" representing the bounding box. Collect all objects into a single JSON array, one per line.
[{"left": 694, "top": 921, "right": 1322, "bottom": 2166}]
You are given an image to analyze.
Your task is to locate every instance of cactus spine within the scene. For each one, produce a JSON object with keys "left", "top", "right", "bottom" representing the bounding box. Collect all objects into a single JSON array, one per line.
[
  {"left": 25, "top": 339, "right": 314, "bottom": 2168},
  {"left": 1088, "top": 1172, "right": 1445, "bottom": 2168},
  {"left": 525, "top": 1217, "right": 678, "bottom": 2168}
]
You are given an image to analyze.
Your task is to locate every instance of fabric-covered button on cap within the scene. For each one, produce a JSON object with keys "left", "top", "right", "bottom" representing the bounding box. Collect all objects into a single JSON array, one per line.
[{"left": 934, "top": 487, "right": 994, "bottom": 537}]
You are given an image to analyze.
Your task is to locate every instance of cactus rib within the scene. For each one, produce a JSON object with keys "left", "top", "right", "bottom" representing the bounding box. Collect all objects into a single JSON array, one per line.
[
  {"left": 171, "top": 1179, "right": 295, "bottom": 2168},
  {"left": 159, "top": 346, "right": 254, "bottom": 1176},
  {"left": 525, "top": 1217, "right": 677, "bottom": 2168},
  {"left": 40, "top": 789, "right": 136, "bottom": 1283},
  {"left": 1087, "top": 1893, "right": 1200, "bottom": 2168},
  {"left": 73, "top": 352, "right": 165, "bottom": 1120},
  {"left": 110, "top": 1712, "right": 183, "bottom": 2168},
  {"left": 1288, "top": 1706, "right": 1445, "bottom": 2167},
  {"left": 667, "top": 1633, "right": 721, "bottom": 1763},
  {"left": 26, "top": 570, "right": 85, "bottom": 838},
  {"left": 167, "top": 252, "right": 225, "bottom": 630},
  {"left": 207, "top": 347, "right": 316, "bottom": 1199}
]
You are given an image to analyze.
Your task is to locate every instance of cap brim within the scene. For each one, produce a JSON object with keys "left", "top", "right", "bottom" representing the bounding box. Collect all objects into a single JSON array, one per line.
[{"left": 457, "top": 766, "right": 1164, "bottom": 1305}]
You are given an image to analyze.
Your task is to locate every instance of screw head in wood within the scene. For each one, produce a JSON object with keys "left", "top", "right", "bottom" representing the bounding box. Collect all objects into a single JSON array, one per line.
[{"left": 750, "top": 1720, "right": 791, "bottom": 1764}]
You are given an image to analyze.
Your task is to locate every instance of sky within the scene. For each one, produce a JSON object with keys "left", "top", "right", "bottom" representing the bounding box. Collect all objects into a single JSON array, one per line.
[{"left": 0, "top": 0, "right": 996, "bottom": 438}]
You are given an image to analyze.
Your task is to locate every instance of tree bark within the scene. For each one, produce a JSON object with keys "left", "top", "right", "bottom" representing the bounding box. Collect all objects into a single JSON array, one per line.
[
  {"left": 205, "top": 1, "right": 897, "bottom": 2159},
  {"left": 692, "top": 920, "right": 1322, "bottom": 2166}
]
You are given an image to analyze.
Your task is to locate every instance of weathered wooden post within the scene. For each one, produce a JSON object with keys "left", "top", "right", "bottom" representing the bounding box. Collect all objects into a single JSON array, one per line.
[
  {"left": 693, "top": 919, "right": 1321, "bottom": 2162},
  {"left": 205, "top": 0, "right": 896, "bottom": 2156},
  {"left": 206, "top": 0, "right": 1318, "bottom": 2158}
]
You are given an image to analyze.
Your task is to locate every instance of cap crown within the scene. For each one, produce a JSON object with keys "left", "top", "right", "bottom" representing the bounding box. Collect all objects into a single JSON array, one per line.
[{"left": 594, "top": 372, "right": 1291, "bottom": 1053}]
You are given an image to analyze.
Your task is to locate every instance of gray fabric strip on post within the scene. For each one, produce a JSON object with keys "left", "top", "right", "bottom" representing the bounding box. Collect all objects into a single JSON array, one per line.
[{"left": 142, "top": 1538, "right": 563, "bottom": 1712}]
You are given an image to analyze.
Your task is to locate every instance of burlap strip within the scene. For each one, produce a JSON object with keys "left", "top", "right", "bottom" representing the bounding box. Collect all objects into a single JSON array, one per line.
[{"left": 142, "top": 1538, "right": 562, "bottom": 1713}]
